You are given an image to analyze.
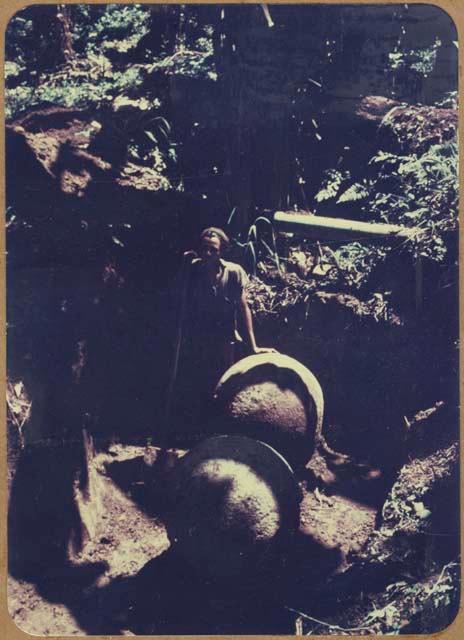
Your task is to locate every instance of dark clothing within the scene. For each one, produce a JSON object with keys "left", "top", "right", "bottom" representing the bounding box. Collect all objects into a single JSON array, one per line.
[
  {"left": 175, "top": 259, "right": 249, "bottom": 434},
  {"left": 187, "top": 258, "right": 249, "bottom": 345}
]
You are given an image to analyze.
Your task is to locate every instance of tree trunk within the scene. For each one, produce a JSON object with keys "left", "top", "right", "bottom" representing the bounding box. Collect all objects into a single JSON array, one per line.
[{"left": 56, "top": 5, "right": 75, "bottom": 64}]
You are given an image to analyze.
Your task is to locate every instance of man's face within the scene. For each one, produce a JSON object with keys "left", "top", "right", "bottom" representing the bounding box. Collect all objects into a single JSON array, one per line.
[{"left": 200, "top": 235, "right": 222, "bottom": 265}]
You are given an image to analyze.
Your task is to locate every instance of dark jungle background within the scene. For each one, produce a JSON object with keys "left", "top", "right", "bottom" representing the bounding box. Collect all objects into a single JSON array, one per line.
[{"left": 5, "top": 3, "right": 460, "bottom": 636}]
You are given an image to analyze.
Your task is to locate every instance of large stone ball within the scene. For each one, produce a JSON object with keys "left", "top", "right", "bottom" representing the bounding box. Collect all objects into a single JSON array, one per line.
[
  {"left": 166, "top": 435, "right": 300, "bottom": 582},
  {"left": 213, "top": 353, "right": 324, "bottom": 468}
]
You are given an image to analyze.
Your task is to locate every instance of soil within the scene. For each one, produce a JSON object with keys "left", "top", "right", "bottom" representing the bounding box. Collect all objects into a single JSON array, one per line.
[
  {"left": 8, "top": 445, "right": 169, "bottom": 636},
  {"left": 8, "top": 441, "right": 382, "bottom": 636}
]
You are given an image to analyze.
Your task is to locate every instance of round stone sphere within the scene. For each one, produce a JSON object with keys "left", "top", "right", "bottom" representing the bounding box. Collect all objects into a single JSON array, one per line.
[
  {"left": 213, "top": 353, "right": 324, "bottom": 468},
  {"left": 166, "top": 435, "right": 300, "bottom": 582}
]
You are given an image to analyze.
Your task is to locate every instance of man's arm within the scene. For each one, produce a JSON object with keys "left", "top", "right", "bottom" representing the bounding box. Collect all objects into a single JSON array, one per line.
[{"left": 239, "top": 292, "right": 276, "bottom": 355}]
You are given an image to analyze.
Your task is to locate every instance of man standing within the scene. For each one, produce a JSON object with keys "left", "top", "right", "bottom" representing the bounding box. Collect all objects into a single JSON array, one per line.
[{"left": 175, "top": 227, "right": 275, "bottom": 430}]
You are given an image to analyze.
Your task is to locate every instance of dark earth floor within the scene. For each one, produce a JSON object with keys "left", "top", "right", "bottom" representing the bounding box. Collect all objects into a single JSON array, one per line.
[{"left": 8, "top": 442, "right": 385, "bottom": 636}]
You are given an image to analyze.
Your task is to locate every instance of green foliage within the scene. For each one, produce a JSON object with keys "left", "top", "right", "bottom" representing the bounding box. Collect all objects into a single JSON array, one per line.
[
  {"left": 330, "top": 243, "right": 388, "bottom": 288},
  {"left": 313, "top": 136, "right": 458, "bottom": 265},
  {"left": 295, "top": 559, "right": 459, "bottom": 636},
  {"left": 5, "top": 5, "right": 150, "bottom": 119},
  {"left": 6, "top": 59, "right": 144, "bottom": 119},
  {"left": 150, "top": 46, "right": 216, "bottom": 81},
  {"left": 6, "top": 11, "right": 43, "bottom": 76},
  {"left": 434, "top": 91, "right": 458, "bottom": 109},
  {"left": 336, "top": 181, "right": 370, "bottom": 205},
  {"left": 366, "top": 561, "right": 459, "bottom": 633},
  {"left": 314, "top": 169, "right": 350, "bottom": 203},
  {"left": 381, "top": 105, "right": 457, "bottom": 154},
  {"left": 228, "top": 212, "right": 282, "bottom": 276},
  {"left": 5, "top": 60, "right": 23, "bottom": 79},
  {"left": 368, "top": 142, "right": 458, "bottom": 260},
  {"left": 389, "top": 37, "right": 441, "bottom": 76},
  {"left": 149, "top": 8, "right": 216, "bottom": 79},
  {"left": 71, "top": 4, "right": 151, "bottom": 57},
  {"left": 6, "top": 85, "right": 36, "bottom": 120},
  {"left": 5, "top": 4, "right": 216, "bottom": 120}
]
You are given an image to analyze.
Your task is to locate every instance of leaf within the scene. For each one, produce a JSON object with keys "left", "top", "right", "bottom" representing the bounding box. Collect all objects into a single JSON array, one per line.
[
  {"left": 227, "top": 206, "right": 238, "bottom": 226},
  {"left": 245, "top": 241, "right": 257, "bottom": 274},
  {"left": 145, "top": 130, "right": 158, "bottom": 144},
  {"left": 14, "top": 382, "right": 24, "bottom": 397},
  {"left": 365, "top": 608, "right": 386, "bottom": 623},
  {"left": 337, "top": 183, "right": 370, "bottom": 204},
  {"left": 154, "top": 116, "right": 172, "bottom": 134},
  {"left": 247, "top": 224, "right": 257, "bottom": 241},
  {"left": 253, "top": 216, "right": 272, "bottom": 227},
  {"left": 413, "top": 501, "right": 431, "bottom": 519}
]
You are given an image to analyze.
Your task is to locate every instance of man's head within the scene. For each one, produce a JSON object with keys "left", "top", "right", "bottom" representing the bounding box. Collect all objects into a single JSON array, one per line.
[{"left": 199, "top": 227, "right": 230, "bottom": 265}]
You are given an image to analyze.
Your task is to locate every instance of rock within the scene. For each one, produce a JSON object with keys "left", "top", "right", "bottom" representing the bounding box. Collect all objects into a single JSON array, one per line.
[
  {"left": 213, "top": 353, "right": 324, "bottom": 468},
  {"left": 355, "top": 96, "right": 457, "bottom": 155},
  {"left": 166, "top": 435, "right": 300, "bottom": 582},
  {"left": 355, "top": 96, "right": 400, "bottom": 124}
]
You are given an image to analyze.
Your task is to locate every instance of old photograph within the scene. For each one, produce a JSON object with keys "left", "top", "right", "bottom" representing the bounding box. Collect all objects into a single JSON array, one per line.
[{"left": 5, "top": 3, "right": 460, "bottom": 635}]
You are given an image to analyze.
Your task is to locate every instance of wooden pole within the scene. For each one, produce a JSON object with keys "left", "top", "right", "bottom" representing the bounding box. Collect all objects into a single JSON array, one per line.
[
  {"left": 159, "top": 251, "right": 197, "bottom": 449},
  {"left": 274, "top": 211, "right": 419, "bottom": 244},
  {"left": 275, "top": 211, "right": 426, "bottom": 315}
]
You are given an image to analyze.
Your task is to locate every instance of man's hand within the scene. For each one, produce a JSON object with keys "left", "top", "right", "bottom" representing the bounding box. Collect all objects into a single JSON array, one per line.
[{"left": 239, "top": 294, "right": 279, "bottom": 356}]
